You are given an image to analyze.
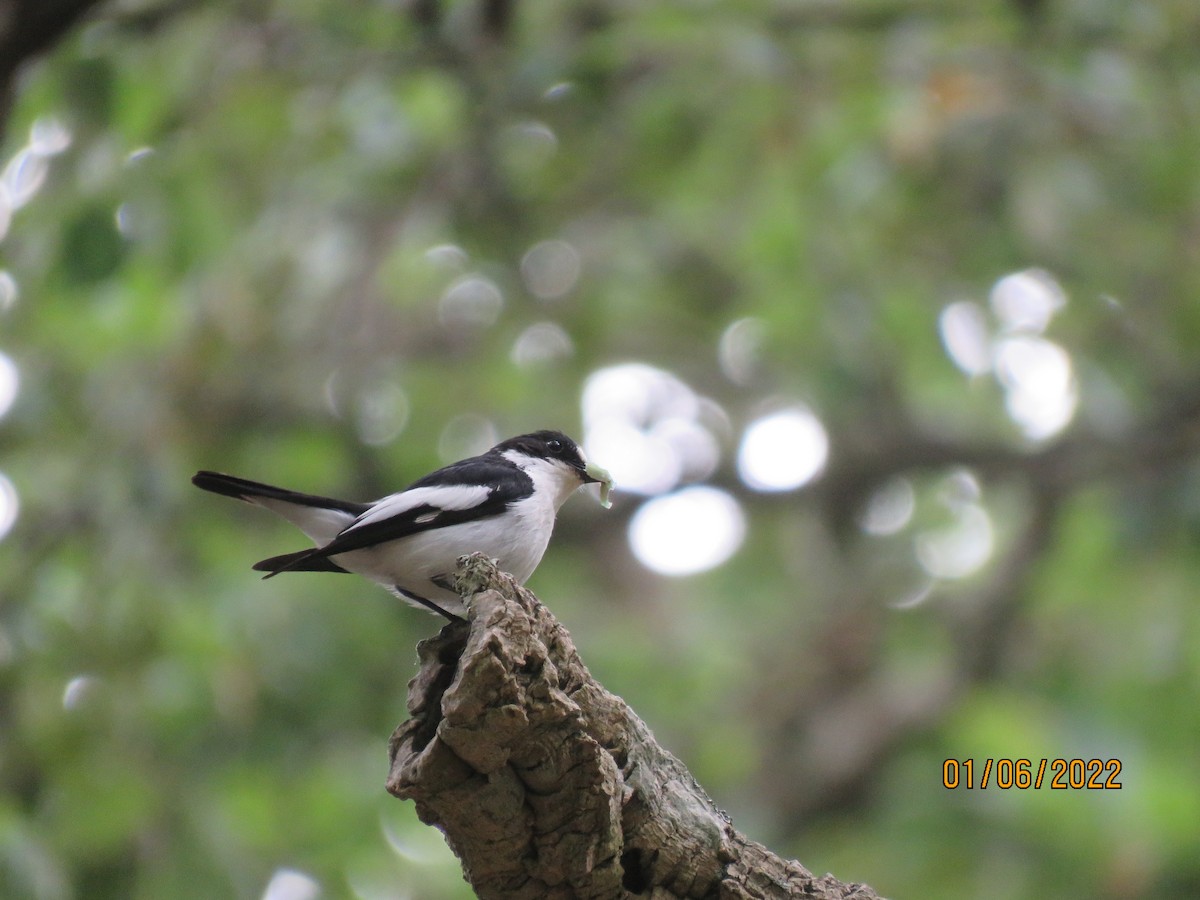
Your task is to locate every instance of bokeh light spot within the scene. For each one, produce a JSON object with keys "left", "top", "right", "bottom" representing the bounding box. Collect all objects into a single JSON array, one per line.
[
  {"left": 29, "top": 117, "right": 72, "bottom": 156},
  {"left": 438, "top": 415, "right": 498, "bottom": 463},
  {"left": 2, "top": 149, "right": 49, "bottom": 210},
  {"left": 916, "top": 504, "right": 994, "bottom": 579},
  {"left": 62, "top": 674, "right": 97, "bottom": 711},
  {"left": 0, "top": 473, "right": 17, "bottom": 541},
  {"left": 990, "top": 268, "right": 1066, "bottom": 334},
  {"left": 0, "top": 351, "right": 18, "bottom": 419},
  {"left": 355, "top": 382, "right": 410, "bottom": 446},
  {"left": 585, "top": 423, "right": 681, "bottom": 496},
  {"left": 543, "top": 81, "right": 574, "bottom": 101},
  {"left": 339, "top": 77, "right": 412, "bottom": 161},
  {"left": 994, "top": 335, "right": 1077, "bottom": 441},
  {"left": 938, "top": 301, "right": 992, "bottom": 376},
  {"left": 0, "top": 118, "right": 69, "bottom": 244},
  {"left": 381, "top": 811, "right": 458, "bottom": 865},
  {"left": 503, "top": 121, "right": 558, "bottom": 161},
  {"left": 125, "top": 146, "right": 156, "bottom": 165},
  {"left": 718, "top": 317, "right": 767, "bottom": 385},
  {"left": 511, "top": 321, "right": 574, "bottom": 367},
  {"left": 582, "top": 363, "right": 721, "bottom": 496},
  {"left": 737, "top": 407, "right": 829, "bottom": 492},
  {"left": 914, "top": 470, "right": 994, "bottom": 580},
  {"left": 940, "top": 269, "right": 1078, "bottom": 442},
  {"left": 424, "top": 243, "right": 469, "bottom": 270},
  {"left": 859, "top": 478, "right": 916, "bottom": 535},
  {"left": 629, "top": 486, "right": 745, "bottom": 576},
  {"left": 439, "top": 275, "right": 503, "bottom": 329},
  {"left": 0, "top": 271, "right": 16, "bottom": 313},
  {"left": 262, "top": 868, "right": 321, "bottom": 900},
  {"left": 520, "top": 239, "right": 580, "bottom": 300}
]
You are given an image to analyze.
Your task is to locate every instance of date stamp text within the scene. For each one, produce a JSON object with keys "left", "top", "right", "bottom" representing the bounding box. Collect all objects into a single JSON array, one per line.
[{"left": 942, "top": 758, "right": 1122, "bottom": 790}]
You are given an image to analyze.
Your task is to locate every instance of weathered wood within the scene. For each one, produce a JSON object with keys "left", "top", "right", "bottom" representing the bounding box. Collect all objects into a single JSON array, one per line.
[{"left": 388, "top": 554, "right": 885, "bottom": 900}]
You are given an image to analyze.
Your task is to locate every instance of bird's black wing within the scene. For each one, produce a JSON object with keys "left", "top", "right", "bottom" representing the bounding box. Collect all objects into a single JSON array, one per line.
[{"left": 261, "top": 456, "right": 532, "bottom": 575}]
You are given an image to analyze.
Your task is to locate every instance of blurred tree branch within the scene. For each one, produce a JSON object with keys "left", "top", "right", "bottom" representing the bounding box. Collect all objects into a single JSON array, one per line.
[
  {"left": 812, "top": 376, "right": 1200, "bottom": 534},
  {"left": 751, "top": 376, "right": 1200, "bottom": 827},
  {"left": 754, "top": 487, "right": 1063, "bottom": 824},
  {"left": 388, "top": 554, "right": 885, "bottom": 900},
  {"left": 0, "top": 0, "right": 107, "bottom": 136}
]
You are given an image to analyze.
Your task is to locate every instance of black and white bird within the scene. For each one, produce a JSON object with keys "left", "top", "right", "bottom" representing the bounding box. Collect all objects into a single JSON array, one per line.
[{"left": 192, "top": 430, "right": 613, "bottom": 620}]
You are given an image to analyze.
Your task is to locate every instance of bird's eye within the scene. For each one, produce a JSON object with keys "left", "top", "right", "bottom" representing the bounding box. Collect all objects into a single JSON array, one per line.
[{"left": 546, "top": 439, "right": 562, "bottom": 454}]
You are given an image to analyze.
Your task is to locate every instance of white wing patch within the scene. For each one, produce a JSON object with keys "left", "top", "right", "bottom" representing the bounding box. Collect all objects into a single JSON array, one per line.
[{"left": 345, "top": 484, "right": 493, "bottom": 532}]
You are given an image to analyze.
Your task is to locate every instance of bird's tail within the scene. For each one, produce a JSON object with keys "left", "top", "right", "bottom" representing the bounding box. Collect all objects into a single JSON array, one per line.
[
  {"left": 252, "top": 549, "right": 349, "bottom": 577},
  {"left": 191, "top": 471, "right": 366, "bottom": 514},
  {"left": 192, "top": 470, "right": 369, "bottom": 547}
]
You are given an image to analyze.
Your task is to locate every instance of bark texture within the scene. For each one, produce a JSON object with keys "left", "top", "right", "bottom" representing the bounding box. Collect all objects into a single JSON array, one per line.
[{"left": 387, "top": 554, "right": 884, "bottom": 900}]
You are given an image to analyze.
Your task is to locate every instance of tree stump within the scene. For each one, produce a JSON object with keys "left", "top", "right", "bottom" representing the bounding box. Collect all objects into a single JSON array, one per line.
[{"left": 388, "top": 554, "right": 885, "bottom": 900}]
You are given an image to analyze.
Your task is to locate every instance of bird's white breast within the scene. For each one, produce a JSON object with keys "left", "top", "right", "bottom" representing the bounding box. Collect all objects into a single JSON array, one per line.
[
  {"left": 327, "top": 451, "right": 580, "bottom": 611},
  {"left": 330, "top": 492, "right": 558, "bottom": 603}
]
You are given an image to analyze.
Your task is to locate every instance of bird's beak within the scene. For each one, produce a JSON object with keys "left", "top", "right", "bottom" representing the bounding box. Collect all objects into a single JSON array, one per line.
[
  {"left": 582, "top": 461, "right": 615, "bottom": 508},
  {"left": 580, "top": 460, "right": 608, "bottom": 484}
]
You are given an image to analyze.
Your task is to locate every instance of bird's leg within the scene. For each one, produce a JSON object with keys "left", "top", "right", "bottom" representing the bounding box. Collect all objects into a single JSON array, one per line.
[{"left": 402, "top": 588, "right": 465, "bottom": 624}]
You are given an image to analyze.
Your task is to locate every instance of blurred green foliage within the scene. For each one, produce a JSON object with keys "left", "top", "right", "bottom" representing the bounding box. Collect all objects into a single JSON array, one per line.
[{"left": 2, "top": 1, "right": 1200, "bottom": 898}]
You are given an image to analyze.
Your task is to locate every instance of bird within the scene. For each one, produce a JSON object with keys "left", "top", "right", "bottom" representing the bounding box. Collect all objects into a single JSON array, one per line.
[{"left": 192, "top": 430, "right": 613, "bottom": 621}]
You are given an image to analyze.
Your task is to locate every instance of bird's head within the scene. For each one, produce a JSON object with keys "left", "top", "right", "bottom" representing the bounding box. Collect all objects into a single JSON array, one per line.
[{"left": 493, "top": 430, "right": 614, "bottom": 508}]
